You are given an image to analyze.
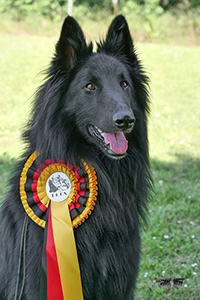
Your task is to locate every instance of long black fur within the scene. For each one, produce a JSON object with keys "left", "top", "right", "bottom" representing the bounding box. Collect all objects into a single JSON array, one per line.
[{"left": 0, "top": 15, "right": 152, "bottom": 300}]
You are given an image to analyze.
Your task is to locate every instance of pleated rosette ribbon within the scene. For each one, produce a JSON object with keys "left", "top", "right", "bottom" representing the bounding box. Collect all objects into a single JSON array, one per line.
[{"left": 20, "top": 152, "right": 98, "bottom": 300}]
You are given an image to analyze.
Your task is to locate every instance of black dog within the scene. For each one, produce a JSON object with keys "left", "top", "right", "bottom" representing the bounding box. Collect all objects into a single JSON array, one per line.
[{"left": 0, "top": 15, "right": 151, "bottom": 300}]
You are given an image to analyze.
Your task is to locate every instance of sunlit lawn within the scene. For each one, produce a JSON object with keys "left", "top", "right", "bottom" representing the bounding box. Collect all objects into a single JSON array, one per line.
[{"left": 0, "top": 33, "right": 199, "bottom": 299}]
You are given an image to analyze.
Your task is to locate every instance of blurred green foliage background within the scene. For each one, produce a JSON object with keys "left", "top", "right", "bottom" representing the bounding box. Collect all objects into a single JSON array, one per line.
[{"left": 1, "top": 0, "right": 200, "bottom": 45}]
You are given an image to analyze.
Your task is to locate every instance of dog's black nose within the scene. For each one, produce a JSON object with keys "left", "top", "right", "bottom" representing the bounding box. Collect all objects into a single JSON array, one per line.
[{"left": 113, "top": 110, "right": 136, "bottom": 130}]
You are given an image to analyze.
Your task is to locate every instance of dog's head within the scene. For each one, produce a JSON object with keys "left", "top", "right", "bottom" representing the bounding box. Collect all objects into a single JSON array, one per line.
[{"left": 63, "top": 52, "right": 136, "bottom": 159}]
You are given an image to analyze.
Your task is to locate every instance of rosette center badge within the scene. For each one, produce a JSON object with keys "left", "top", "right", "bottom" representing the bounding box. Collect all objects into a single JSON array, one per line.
[{"left": 46, "top": 172, "right": 71, "bottom": 202}]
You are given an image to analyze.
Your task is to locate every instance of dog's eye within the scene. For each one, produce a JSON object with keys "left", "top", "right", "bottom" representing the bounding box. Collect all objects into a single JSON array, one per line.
[
  {"left": 85, "top": 83, "right": 96, "bottom": 91},
  {"left": 122, "top": 81, "right": 129, "bottom": 89}
]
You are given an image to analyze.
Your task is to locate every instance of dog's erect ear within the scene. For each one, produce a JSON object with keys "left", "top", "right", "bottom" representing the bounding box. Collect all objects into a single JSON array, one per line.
[
  {"left": 55, "top": 16, "right": 92, "bottom": 69},
  {"left": 98, "top": 15, "right": 133, "bottom": 57}
]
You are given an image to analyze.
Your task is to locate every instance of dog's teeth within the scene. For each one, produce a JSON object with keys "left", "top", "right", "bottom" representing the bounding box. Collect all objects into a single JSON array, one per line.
[{"left": 89, "top": 125, "right": 108, "bottom": 147}]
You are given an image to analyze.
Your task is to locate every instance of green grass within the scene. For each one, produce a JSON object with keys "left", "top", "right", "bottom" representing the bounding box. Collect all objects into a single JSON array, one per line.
[{"left": 0, "top": 31, "right": 200, "bottom": 299}]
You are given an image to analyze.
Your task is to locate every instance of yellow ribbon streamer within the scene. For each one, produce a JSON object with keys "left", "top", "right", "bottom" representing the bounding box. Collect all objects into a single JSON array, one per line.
[{"left": 51, "top": 200, "right": 84, "bottom": 300}]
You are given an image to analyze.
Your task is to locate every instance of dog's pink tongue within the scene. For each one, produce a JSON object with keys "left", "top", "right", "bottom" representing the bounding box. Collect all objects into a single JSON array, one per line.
[{"left": 104, "top": 132, "right": 128, "bottom": 154}]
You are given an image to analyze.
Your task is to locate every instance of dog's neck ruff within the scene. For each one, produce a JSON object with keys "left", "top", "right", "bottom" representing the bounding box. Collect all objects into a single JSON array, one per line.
[{"left": 20, "top": 151, "right": 98, "bottom": 300}]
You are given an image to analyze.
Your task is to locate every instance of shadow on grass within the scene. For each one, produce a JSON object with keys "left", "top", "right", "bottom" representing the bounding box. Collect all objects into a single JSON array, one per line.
[
  {"left": 151, "top": 152, "right": 200, "bottom": 179},
  {"left": 151, "top": 152, "right": 200, "bottom": 208},
  {"left": 136, "top": 153, "right": 200, "bottom": 300}
]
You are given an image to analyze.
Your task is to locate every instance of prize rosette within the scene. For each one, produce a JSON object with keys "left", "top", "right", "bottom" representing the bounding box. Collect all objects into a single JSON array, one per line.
[
  {"left": 19, "top": 151, "right": 98, "bottom": 229},
  {"left": 19, "top": 151, "right": 98, "bottom": 300}
]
